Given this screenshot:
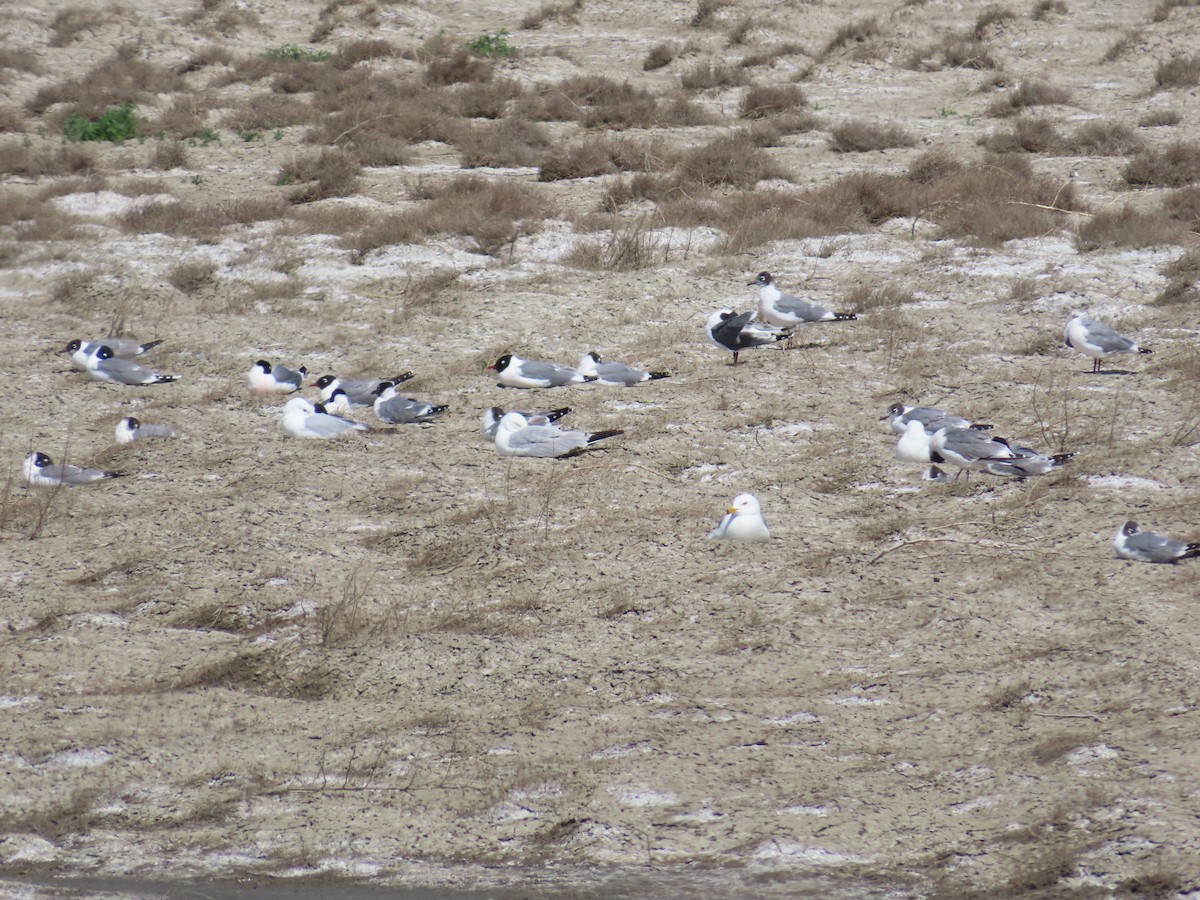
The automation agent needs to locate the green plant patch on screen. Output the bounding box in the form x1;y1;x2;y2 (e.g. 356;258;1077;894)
265;44;333;62
469;30;517;58
62;104;138;143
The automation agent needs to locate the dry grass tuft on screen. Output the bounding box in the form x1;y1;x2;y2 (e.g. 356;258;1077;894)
739;83;806;119
980;117;1060;153
521;0;584;30
690;0;732;28
0;47;41;76
167;260;219;295
1152;0;1200;22
27;45;184;118
49;6;100;47
1162;185;1200;231
1139;108;1180;128
342;175;548;258
824;17;880;57
564;216;675;271
740;42;807;68
1032;0;1069;18
1155;53;1200;90
675;132;787;187
120;196;287;239
1123;140;1200;188
450;79;525;119
517;75;710;128
680;61;747;90
906;147;964;183
1075;204;1186;251
986;79;1072;117
0;140;96;178
175;647;336;700
425;49;493;86
843;282;914;312
829;119;916;152
1156;249;1200;306
456;118;551;168
973;6;1017;38
279;148;362;202
331;39;395;69
148;140;189;170
643;42;681;71
539;135;663;181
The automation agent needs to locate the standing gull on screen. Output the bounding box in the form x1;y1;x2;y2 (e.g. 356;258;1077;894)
1063;313;1152;373
705;309;787;365
750;272;857;333
930;426;1016;480
22;452;125;487
707;494;771;541
1113;521;1200;563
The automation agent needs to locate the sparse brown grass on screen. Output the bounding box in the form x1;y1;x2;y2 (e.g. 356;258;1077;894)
27;44;184;118
739;42;806;68
1139;108;1180;128
1156;249;1200;306
1154;53;1200;90
690;0;732;28
829;119;916;153
1031;0;1068;19
280;148;362;203
643;42;681;71
907;147;965;184
148;140;189;170
909;34;997;71
516;75;710;129
986;79;1072;117
564;216;674;271
538;135;663;181
49;6;100;47
974;6;1017;38
521;0;584;30
1162;185;1200;231
455;118;551;168
1152;0;1200;22
0;141;97;178
153;96;211;139
222;92;316;131
1075;204;1186;251
680;61;747;90
824;17;880;57
425;49;493;85
450;79;524;119
1064;120;1143;155
675;132;787;187
739;83;806;119
0;47;41;76
1124;140;1200;188
843;282;914;312
120;196;287;239
981;117;1060;153
342;175;548;258
1102;28;1141;63
167;260;219;295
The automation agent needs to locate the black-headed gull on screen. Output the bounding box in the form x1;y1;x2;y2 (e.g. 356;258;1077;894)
372;383;448;424
707;493;771;541
85;345;178;385
481;406;570;440
493;411;621;457
282;397;371;438
930;426;1016;480
750;272;857;330
487;354;595;388
61;337;163;372
115;416;176;445
248;360;307;395
705;309;787;365
312;372;414;407
882;402;989;435
22;451;125;487
1113;521;1200;563
1063;313;1152;373
577;352;669;386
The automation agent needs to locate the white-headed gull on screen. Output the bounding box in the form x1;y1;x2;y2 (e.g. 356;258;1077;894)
707;493;771;541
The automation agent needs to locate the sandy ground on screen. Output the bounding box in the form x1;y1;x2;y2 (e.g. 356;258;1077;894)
2;0;1200;896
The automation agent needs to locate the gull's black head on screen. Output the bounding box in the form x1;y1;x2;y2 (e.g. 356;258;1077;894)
313;374;337;390
1122;521;1138;537
488;354;512;372
63;339;82;354
751;272;773;286
34;452;52;467
95;345;115;360
254;360;272;372
587;351;602;363
126;417;141;429
371;382;392;397
719;311;738;321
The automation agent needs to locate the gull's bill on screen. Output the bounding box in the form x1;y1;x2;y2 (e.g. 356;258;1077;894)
22;451;125;487
487;354;595;388
707;493;771;541
115;416;176;445
282;397;371;438
1113;520;1200;564
61;337;163;372
312;372;414;407
1064;313;1152;373
248;360;307;395
482;407;570;440
706;309;787;365
493;411;621;458
577;352;669;386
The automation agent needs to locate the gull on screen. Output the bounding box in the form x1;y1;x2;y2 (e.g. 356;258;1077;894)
982;446;1074;478
706;309;787;365
248;360;307;395
895;420;933;463
1063;313;1152;373
930;426;1016;480
60;337;163;372
1113;521;1200;563
487;354;595;388
85;345;178;385
482;406;570;440
577;352;669;386
322;388;353;416
312;372;414;407
22;451;125;487
750;272;857;333
707;493;771;541
881;402;989;436
494;411;621;458
372;383;449;424
282;397;371;438
115;416;176;445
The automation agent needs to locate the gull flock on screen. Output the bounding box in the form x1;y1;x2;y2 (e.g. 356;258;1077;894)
20;277;1194;562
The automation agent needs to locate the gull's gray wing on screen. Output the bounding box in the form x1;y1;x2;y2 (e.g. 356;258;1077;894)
1126;530;1188;563
1083;320;1137;353
775;292;834;322
307;413;367;437
508;423;588;457
377;396;430;424
519;361;580;386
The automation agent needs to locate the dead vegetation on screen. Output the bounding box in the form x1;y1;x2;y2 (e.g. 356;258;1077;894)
1124;140;1200;187
829;119;916;153
985;79;1072;116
